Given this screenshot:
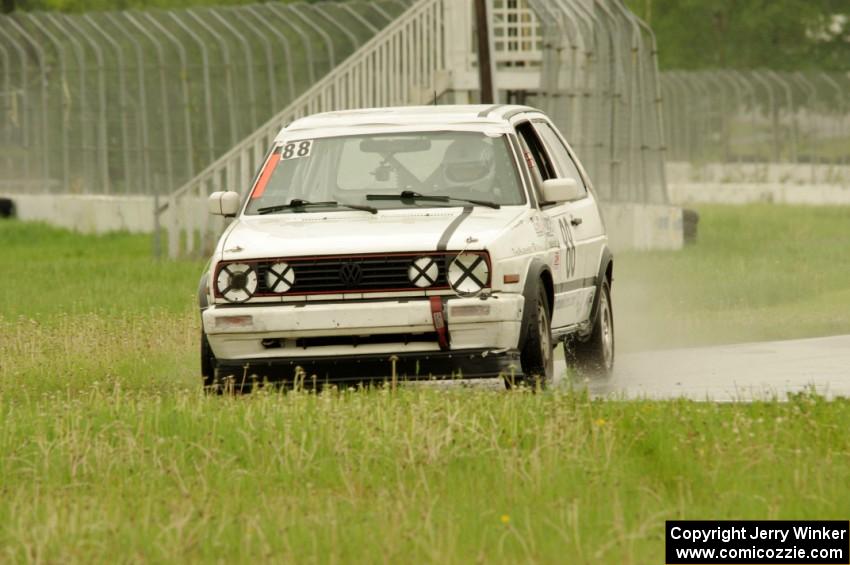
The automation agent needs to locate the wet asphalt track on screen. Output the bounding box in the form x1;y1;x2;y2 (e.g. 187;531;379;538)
578;334;850;401
414;335;850;401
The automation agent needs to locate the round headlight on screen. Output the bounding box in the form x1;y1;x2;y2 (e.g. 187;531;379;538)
448;253;489;296
408;256;439;288
266;262;295;293
216;263;257;303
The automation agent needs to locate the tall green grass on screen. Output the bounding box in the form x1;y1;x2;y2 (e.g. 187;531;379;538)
617;204;850;350
1;208;849;562
1;386;848;563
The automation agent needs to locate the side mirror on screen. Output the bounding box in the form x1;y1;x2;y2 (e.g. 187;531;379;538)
208;191;241;217
541;178;582;203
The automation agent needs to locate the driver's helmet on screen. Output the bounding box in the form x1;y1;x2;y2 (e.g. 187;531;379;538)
441;138;496;194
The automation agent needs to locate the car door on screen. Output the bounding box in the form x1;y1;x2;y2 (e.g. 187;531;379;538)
514;119;586;329
531;118;606;325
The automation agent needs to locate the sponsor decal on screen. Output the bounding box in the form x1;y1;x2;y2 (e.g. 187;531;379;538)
531;215;545;235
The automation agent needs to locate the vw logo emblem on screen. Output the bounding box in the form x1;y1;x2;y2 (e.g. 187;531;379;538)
339;262;363;287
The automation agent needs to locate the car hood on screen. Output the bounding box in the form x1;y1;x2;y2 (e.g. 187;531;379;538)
218;206;527;261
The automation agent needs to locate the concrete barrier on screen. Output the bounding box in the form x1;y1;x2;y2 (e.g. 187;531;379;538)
1;192;684;253
0;193;155;234
668;183;850;206
665;161;850;206
667;161;850;186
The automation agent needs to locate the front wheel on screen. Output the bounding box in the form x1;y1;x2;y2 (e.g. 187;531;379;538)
507;284;554;389
200;332;221;393
567;279;615;377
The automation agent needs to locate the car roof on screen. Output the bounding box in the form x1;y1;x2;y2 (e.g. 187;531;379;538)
279;104;542;140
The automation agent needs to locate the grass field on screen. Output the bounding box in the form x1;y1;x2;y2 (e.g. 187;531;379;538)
1;204;850;562
616;204;850;351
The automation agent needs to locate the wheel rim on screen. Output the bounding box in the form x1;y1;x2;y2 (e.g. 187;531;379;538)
600;291;614;369
538;303;552;371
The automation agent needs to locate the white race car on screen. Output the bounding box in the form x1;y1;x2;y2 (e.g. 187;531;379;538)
200;105;614;390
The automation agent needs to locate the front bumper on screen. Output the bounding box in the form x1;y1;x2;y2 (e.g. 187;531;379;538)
203;293;524;378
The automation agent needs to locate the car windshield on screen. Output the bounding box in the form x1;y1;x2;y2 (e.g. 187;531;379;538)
243;131;525;215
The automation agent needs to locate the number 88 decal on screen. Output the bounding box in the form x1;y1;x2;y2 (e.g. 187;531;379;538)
280;140;313;160
558;217;577;278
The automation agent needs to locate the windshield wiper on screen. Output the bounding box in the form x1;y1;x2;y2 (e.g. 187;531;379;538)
366;190;500;209
257;198;377;215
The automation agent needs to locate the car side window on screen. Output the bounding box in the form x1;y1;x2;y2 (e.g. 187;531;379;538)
515;121;557;205
532;121;588;195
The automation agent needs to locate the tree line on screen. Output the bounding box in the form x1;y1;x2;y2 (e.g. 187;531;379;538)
625;0;849;71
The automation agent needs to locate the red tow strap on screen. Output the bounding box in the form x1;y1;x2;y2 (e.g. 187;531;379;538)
429;296;450;350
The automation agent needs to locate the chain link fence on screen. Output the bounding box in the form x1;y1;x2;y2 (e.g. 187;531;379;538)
524;0;668;204
0;0;413;195
2;0;676;206
661;70;850;168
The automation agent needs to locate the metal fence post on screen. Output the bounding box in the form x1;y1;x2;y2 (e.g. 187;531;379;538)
751;71;779;162
44;13;95;193
791;71;818;172
0;19;29;181
244;5;296;104
169;11;216;165
614;0;651;202
104;12;152;195
21;15;69;192
715;70;744;163
528;1;566;119
264;4;317;85
731;70;759;162
286;4;337;71
0;31;11;178
59;14;110;194
818;72;846;167
312;3;360;54
592;1;621;200
564;0;602;183
555;0;591;156
84;14;132;194
185;8;239;147
207;8;259;131
142;12;194;182
124;12;175;194
767;70;797;164
224;6;278;113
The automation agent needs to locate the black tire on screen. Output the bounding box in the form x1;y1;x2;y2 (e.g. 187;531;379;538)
200;332;223;394
568;279;614;377
507;283;554;389
0;198;15;219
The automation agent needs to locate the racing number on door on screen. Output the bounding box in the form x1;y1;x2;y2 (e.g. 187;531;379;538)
558;217;577;278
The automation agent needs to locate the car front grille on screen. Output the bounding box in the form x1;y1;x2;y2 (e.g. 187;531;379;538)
215;251;489;298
